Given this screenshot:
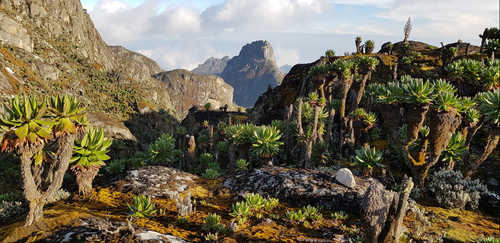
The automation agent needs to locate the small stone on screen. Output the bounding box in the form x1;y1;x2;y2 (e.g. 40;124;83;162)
335;168;356;188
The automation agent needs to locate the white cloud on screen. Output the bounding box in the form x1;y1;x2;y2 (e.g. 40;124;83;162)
276;47;300;66
376;0;498;42
89;0;498;69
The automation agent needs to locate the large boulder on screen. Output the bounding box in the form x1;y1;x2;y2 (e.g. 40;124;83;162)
223;166;394;214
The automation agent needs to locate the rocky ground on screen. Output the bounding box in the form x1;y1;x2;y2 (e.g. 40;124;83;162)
1;166;498;242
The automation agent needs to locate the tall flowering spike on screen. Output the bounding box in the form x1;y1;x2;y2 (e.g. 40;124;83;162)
404;17;412;43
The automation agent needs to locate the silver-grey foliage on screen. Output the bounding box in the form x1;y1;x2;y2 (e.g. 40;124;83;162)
428;169;488;209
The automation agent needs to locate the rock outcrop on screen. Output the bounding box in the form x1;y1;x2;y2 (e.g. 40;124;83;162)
153;69;236;118
220;40;283;107
0;0;177;140
192;56;230;75
223;166;395;213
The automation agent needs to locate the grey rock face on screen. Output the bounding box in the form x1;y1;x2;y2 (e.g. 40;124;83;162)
335;168;356;188
220;40;284;107
192;56;230;75
153;69;235;118
0;12;33;52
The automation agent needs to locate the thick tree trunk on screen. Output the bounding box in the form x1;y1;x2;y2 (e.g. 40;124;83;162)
304;105;320;168
356;72;371;106
464;126;500;178
416;109;463;185
340;77;353;150
75;167;99;196
26;198;44;226
378;104;401;148
20;133;76;226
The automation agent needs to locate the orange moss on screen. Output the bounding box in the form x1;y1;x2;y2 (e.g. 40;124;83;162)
0;46;49;90
404;204;500;242
0;65;23;93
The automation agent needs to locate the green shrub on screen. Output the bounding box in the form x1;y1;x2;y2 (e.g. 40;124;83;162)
441;133;466;164
216;141;229;153
479;237;500;243
204;213;225;232
236;159;249;171
325;49;335;58
149;134;181;164
128;195;157;218
202;168;221;179
251;126;284;159
285;205;323;223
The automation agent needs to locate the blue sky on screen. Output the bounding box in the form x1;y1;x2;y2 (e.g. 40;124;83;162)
81;0;499;70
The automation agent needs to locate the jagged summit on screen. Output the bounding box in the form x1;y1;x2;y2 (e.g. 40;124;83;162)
220;40;283;107
192;56;230;75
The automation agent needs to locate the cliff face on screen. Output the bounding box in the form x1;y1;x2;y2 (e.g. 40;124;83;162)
192;56;230;75
0;0;176;140
153;69;235;118
220;40;283;107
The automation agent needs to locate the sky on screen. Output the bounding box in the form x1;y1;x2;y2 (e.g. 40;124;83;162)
81;0;500;70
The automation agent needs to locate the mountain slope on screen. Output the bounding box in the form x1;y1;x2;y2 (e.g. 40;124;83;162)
153;69;235;118
0;0;177;140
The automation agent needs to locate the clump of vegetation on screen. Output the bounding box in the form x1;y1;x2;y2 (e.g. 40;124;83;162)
0;95;87;226
428;169;488;209
128;195;157;218
285;205;323;224
352;145;384;175
236;159;249;171
149;133;182;165
71;127;112;196
331;210;349;220
204;213;225;232
230;193;280;226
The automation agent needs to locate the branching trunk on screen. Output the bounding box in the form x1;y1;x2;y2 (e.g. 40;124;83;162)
20;133;77;226
464;126;500;178
418;109;462;186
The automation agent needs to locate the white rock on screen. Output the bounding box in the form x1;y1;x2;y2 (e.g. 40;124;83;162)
335;168;356;188
136;231;189;242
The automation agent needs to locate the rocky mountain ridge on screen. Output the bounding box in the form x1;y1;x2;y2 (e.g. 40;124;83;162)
153;69;236;118
0;0;238;139
192;56;230;75
194;40;284;107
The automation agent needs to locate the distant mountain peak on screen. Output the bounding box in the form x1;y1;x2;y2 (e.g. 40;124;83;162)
220;40;283;107
192;56;230;75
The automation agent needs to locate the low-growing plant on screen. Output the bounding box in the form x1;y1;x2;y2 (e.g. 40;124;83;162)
263;197;279;211
236;159;249;171
204;232;219;241
331;210;349;220
202;168;221;179
204;213;225;232
230;201;252;225
244;193;265;210
128;195;157;218
428;169;488;209
479;237;500;243
353;145;384;175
